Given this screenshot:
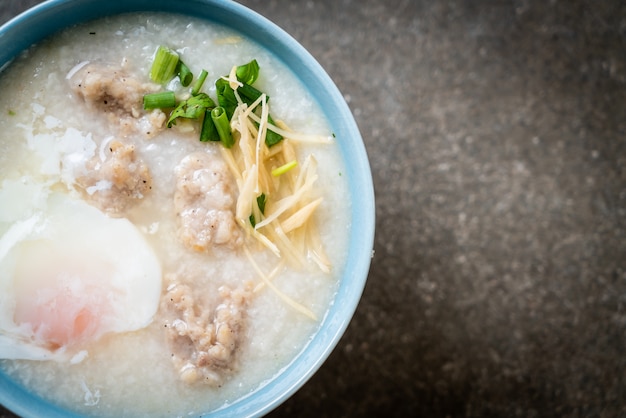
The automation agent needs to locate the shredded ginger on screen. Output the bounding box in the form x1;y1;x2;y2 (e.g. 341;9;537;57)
220;83;332;275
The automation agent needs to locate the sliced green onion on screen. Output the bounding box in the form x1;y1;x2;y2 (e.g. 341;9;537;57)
271;160;297;177
238;83;264;104
215;78;238;120
249;193;267;227
200;110;220;142
265;114;284;147
191;69;208;96
211;106;234;148
236;59;260;85
215;78;264;121
256;193;267;213
167;93;215;127
150;46;179;84
143;91;177;109
176;60;193;87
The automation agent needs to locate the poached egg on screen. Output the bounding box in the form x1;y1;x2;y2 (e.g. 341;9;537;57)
0;178;161;362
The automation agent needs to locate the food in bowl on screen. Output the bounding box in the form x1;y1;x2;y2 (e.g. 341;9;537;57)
0;10;352;417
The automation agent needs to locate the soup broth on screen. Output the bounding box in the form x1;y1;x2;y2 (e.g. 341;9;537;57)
0;12;350;417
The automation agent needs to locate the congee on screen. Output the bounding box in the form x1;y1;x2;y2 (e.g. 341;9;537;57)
0;12;350;417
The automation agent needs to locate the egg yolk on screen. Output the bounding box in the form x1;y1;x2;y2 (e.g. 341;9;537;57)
13;280;105;350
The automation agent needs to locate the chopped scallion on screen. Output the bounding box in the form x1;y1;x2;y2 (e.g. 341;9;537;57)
191;69;208;96
257;193;267;213
215;78;264;120
150;46;179;84
238;83;264;104
236;59;260;85
249;193;267;227
271;160;297;177
167;93;215;127
176;60;193;87
265;114;284;147
211;106;234;148
143;91;177;110
215;78;239;119
200;110;220;142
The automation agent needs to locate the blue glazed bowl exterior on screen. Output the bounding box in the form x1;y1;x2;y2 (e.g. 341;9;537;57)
0;1;375;417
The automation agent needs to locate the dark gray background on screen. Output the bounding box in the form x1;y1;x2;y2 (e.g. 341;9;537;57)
1;0;625;417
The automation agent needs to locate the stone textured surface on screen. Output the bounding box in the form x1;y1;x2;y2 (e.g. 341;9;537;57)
1;0;625;417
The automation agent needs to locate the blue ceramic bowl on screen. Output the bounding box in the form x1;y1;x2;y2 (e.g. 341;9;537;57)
0;0;374;417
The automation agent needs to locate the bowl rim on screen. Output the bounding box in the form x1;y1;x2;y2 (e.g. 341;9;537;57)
0;1;375;417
